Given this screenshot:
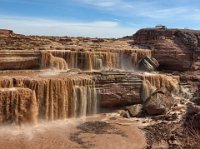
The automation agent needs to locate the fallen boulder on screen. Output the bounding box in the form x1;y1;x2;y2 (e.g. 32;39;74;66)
125;104;143;117
144;90;175;115
138;56;159;72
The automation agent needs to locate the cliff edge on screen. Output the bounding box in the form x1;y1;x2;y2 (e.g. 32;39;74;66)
133;28;200;71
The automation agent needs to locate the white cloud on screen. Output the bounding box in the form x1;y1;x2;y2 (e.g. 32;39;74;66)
140;7;188;19
0;16;137;37
80;0;135;11
78;0;200;22
81;0;120;7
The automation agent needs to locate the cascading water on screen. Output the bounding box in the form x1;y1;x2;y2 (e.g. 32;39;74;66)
41;52;68;70
0;45;173;127
0;48;153;125
0;74;98;124
0;78;13;88
70;81;98;118
140;73;180;102
0;88;38;125
40;49;151;71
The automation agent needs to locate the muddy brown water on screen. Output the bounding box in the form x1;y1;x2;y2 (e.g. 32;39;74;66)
0;116;146;149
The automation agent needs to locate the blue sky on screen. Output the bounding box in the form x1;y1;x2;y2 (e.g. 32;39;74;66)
0;0;200;37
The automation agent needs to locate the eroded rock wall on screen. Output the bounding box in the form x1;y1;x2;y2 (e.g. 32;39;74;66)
95;72;143;108
133;28;200;71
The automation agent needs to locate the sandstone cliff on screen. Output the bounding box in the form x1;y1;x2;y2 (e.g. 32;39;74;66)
133;28;200;71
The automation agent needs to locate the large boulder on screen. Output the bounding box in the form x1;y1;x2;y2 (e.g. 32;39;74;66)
125;104;143;117
144;90;175;115
138;56;159;72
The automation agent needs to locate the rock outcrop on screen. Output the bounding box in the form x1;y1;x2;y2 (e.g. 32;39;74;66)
0;51;40;70
0;29;13;36
138;56;159;72
95;72;143;108
144;90;175;115
133;28;200;71
125;104;143;117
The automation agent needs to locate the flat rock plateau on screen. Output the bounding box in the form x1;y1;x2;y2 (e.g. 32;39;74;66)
0;27;200;149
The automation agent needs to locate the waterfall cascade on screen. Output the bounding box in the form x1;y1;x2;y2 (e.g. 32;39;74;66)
0;88;38;125
140;73;180;102
41;52;68;70
41;49;151;71
0;34;183;126
0;74;98;124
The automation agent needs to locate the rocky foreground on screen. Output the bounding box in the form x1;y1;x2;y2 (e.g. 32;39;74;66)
0;28;200;149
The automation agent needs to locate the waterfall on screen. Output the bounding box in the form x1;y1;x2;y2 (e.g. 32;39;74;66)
121;52;134;70
142;74;179;93
0;75;98;123
72;77;98;117
41;52;68;70
140;73;180;101
93;54;103;70
40;49;152;71
0;88;38;125
141;80;156;102
0;78;13;88
0;48;153;125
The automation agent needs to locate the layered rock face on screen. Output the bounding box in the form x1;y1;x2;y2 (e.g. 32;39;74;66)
0;51;40;70
95;72;180;110
133;28;200;71
95;72;143;108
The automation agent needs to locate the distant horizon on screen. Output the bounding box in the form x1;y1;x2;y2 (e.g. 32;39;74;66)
0;0;200;37
1;26;199;38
